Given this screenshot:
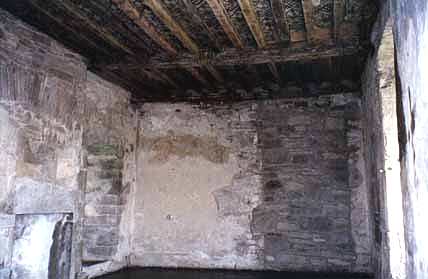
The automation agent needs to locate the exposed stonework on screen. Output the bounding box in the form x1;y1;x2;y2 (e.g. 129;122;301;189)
132;94;371;272
392;0;428;278
0;9;135;278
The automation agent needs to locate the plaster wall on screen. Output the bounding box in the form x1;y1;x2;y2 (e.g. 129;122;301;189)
132;95;372;273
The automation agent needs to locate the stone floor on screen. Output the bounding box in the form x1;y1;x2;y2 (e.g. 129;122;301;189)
96;268;373;279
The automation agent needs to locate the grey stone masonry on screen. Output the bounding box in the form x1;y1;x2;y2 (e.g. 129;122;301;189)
252;95;371;272
82;145;125;262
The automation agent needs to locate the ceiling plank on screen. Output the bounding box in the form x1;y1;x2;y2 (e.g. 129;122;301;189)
112;0;177;55
205;0;244;48
269;0;290;45
181;0;222;50
108;44;362;69
236;0;267;48
301;0;332;43
44;0;135;55
144;0;199;53
333;0;345;42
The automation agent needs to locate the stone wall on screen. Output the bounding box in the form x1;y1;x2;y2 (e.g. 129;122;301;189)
0;8;134;278
392;0;428;278
133;94;371;272
360;5;408;278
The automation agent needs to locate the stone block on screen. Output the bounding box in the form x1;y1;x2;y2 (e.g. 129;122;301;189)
84;215;119;226
14;177;74;214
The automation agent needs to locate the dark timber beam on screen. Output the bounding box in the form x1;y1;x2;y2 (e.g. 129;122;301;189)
186;67;210;86
269;0;290;45
205;0;245;48
142;68;179;88
206;65;224;83
144;0;199;53
237;0;267;48
267;62;280;81
333;0;345;42
112;0;177;55
46;0;134;55
301;0;332;43
181;0;222;50
236;0;283;81
27;1;113;56
106;44;362;70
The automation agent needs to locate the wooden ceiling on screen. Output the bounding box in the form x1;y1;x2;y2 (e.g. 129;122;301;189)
0;0;379;102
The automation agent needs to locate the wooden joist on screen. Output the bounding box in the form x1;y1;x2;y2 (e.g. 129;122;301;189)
206;65;224;83
186;67;210;86
301;0;332;43
236;0;267;48
269;0;290;45
142;68;179;88
27;1;113;56
43;0;134;55
112;0;177;55
267;62;280;81
144;0;199;53
181;0;222;50
333;0;345;42
108;44;362;70
205;0;244;48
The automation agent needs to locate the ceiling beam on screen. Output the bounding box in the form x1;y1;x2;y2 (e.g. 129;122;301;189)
43;0;134;55
186;67;210;86
301;0;315;43
205;65;224;83
181;0;222;50
107;44;362;70
301;0;332;43
333;0;345;42
236;0;267;48
144;0;199;53
269;0;290;45
142;68;179;88
112;0;177;55
267;62;280;81
236;0;282;80
205;0;245;48
27;1;113;57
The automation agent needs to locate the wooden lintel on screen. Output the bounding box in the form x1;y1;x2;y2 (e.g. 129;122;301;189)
107;44;362;70
270;0;290;44
144;0;199;53
112;0;177;55
206;0;244;48
236;0;267;48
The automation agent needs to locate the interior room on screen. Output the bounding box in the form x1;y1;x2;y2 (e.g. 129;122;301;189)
0;0;427;278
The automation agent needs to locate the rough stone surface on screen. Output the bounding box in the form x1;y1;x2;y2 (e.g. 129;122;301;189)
133;94;371;272
392;0;428;278
0;9;134;278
